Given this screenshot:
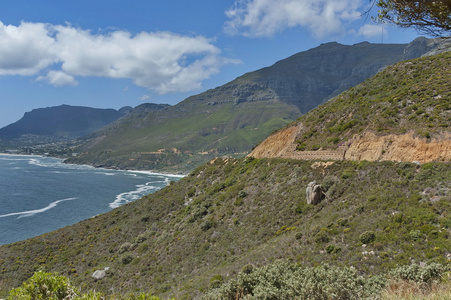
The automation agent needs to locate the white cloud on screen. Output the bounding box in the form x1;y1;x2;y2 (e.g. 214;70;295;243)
37;70;78;87
0;21;57;75
358;24;386;39
224;0;362;38
139;94;150;101
0;21;228;93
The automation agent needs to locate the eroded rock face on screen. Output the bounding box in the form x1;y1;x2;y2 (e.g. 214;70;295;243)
249;126;299;158
344;132;451;163
249;124;451;164
306;181;324;205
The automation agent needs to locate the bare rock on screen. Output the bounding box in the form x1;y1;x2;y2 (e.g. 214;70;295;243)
92;269;107;281
306;181;325;205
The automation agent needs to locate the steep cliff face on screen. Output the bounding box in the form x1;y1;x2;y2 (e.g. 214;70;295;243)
250;125;451;163
345;132;451;162
249;126;299;158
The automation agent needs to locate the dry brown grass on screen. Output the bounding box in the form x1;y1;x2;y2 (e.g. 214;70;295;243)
380;279;451;300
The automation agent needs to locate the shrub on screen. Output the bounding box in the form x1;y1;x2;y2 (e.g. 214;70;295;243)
121;254;134;265
238;190;247;198
200;220;215;231
7;272;167;299
233;198;244;206
140;215;150;222
326;244;341;254
314;229;330;244
322;175;339;191
389;263;448;284
119;242;132;254
342;167;356;179
359;231;376;244
135;233;147;244
337;217;348;226
202;260;382;300
7;271;78;300
326;184;340;199
295;232;303;240
409;230;423;241
241;264;254;274
209;275;224;289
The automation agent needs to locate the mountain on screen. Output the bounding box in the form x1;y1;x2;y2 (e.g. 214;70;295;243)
250;51;451;163
0;104;133;142
0;48;449;299
66;37;446;173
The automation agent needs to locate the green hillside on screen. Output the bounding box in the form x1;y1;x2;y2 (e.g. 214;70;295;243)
292;51;450;152
66;39;441;173
1;158;449;298
67;99;298;172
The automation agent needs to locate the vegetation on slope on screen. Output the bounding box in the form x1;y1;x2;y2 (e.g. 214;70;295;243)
203;260;450;299
7;263;450;300
67;100;298;173
66;39;441;173
293;51;450;151
7;270;166;300
1;158;449;298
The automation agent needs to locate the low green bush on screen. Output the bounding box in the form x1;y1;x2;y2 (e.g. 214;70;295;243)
8;271;168;300
202;261;450;300
7;271;77;300
359;231;376;244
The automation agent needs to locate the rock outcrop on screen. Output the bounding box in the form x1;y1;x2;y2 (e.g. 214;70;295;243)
306;181;325;205
249;126;299;158
92;267;109;281
250;125;451;164
92;270;106;280
344;132;451;162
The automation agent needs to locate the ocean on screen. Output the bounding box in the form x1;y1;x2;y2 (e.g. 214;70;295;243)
0;154;183;245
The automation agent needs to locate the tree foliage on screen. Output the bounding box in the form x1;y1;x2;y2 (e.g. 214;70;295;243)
374;0;451;36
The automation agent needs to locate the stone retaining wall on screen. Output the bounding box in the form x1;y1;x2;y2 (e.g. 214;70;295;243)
279;144;347;161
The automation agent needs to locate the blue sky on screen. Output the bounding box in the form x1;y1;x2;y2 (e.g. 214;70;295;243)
0;0;421;128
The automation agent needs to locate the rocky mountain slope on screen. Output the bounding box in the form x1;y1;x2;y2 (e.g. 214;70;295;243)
250;51;451;163
66;37;445;173
0;50;450;299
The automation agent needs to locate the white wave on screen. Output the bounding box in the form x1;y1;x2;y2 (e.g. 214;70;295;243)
95;172;116;176
109;184;159;209
0;197;77;219
28;157;94;171
0;154;39;162
128;170;185;178
124;173;138;177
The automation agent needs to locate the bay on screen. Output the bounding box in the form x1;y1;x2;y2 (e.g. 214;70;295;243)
0;154;182;245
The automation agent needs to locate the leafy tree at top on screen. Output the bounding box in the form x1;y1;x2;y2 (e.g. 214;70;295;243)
373;0;451;37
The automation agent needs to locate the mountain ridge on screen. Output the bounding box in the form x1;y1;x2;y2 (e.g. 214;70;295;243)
0;42;450;299
250;51;451;163
66;37;447;172
0;104;132;141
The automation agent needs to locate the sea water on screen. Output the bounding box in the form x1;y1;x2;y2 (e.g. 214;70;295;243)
0;154;183;245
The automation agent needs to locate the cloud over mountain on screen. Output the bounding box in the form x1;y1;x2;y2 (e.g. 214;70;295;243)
0;21;227;93
224;0;364;38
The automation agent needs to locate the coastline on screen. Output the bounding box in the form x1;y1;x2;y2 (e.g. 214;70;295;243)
0;154;183;245
0;152;186;177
